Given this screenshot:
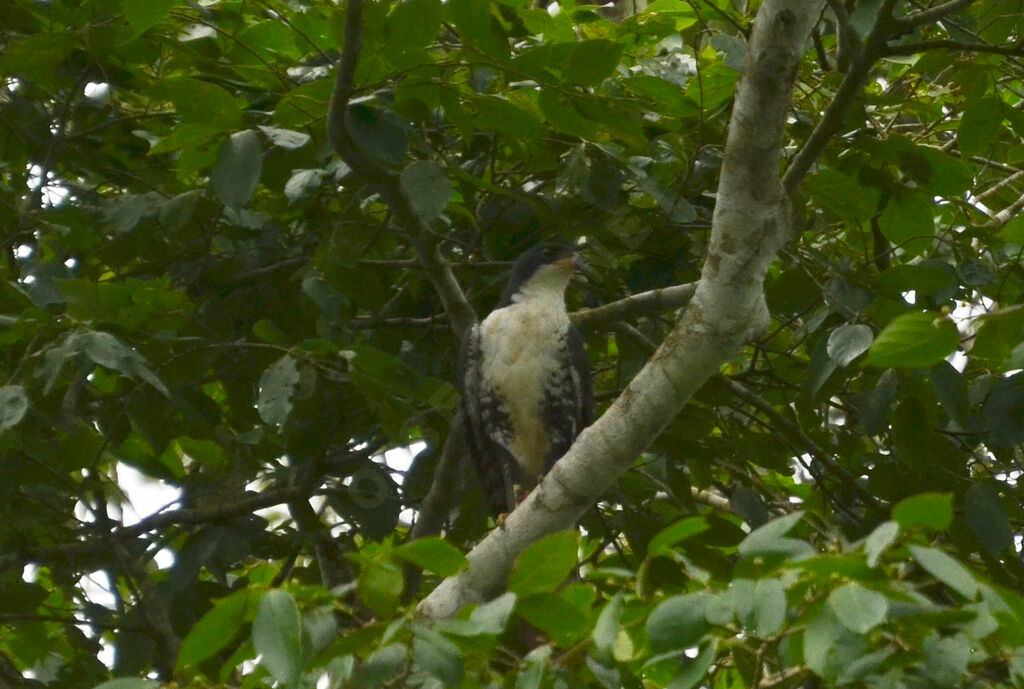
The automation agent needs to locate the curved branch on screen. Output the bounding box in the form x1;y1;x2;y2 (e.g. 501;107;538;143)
419;0;825;618
326;0;477;337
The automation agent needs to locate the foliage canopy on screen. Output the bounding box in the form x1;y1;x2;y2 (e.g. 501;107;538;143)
2;0;1024;687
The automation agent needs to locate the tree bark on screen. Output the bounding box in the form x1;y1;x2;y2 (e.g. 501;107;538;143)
419;0;825;619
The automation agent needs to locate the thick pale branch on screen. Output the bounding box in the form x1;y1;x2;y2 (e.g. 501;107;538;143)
418;0;824;618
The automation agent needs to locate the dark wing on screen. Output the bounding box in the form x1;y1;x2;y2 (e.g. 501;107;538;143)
458;325;518;516
541;323;593;472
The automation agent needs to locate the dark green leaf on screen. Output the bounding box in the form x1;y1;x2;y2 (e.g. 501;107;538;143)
399;160;452;222
965;483;1013;555
564;40;623;87
508;531;578;596
212;130;263;208
591;594;622;658
878;192;934;255
345;103;410;165
357;558;403;618
122;0;178;35
647;516;708;557
667;639;717;689
864;312;959;368
752;579;786;637
737;511;812;559
90;681;161;689
386;0;442;49
252;590;304;686
923;633;970;688
958;97;1003;156
516;591;590;647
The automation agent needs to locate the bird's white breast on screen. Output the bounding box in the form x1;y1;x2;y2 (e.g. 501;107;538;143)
477;289;570;477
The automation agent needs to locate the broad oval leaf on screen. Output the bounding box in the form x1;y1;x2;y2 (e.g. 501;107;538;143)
212;129;263;208
828;583;888;634
737;511;812;559
892;492;952;530
864;312;959;369
0;385;28;432
753;578;787;637
864;521;899;567
647;516;708;557
252;590;304;687
964;483;1013;555
399;160;452;222
258;355;301;426
508;530;578;596
910;545;979;600
91;680;161;689
646;592;711;651
827;323;873;367
878;192;934;256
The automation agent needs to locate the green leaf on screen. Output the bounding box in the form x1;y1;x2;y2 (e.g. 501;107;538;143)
357;558;404;618
864;521;899;567
412;628;463;686
386;0;442;49
284;168;325;204
647;516;709;557
447;0;506;57
392;537;468;576
752;579;786;637
591;594;623;658
258;355;301;426
646;592;711;651
345;103;410;165
826;323;873;367
468;592;516;635
149;78;245;127
828;583;888;633
399;160;452;222
877;192;934;255
564;40;623;87
923;633;970;688
258;125;312;150
958;97;1003;156
737;511;812;559
122;0;178;35
176;589;252;669
471;96;547;140
516;591;590;647
352;644;407;689
508;531;578;596
212;130;263;208
910;545;979;599
965;483;1013;555
803;608;868;684
252;590;304;687
303;607;338;655
892;493;953;530
538;90;599;139
667;639;717;689
864;312;959;369
0;385;28;432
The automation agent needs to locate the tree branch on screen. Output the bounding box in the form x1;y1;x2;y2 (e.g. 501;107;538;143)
571;282;696;328
419;0;824;618
783;0;898;195
886;39;1024;57
326;0;477;338
896;0;976;28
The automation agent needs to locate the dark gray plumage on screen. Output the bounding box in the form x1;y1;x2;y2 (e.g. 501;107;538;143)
459;244;593;516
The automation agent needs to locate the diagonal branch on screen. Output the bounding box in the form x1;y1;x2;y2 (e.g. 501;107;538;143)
782;0;898;195
896;0;976;28
326;0;476;338
419;0;825;618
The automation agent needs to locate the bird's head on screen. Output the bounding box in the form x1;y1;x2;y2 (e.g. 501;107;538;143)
499;243;583;306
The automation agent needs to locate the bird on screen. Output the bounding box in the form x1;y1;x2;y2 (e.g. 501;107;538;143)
459;243;593;517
